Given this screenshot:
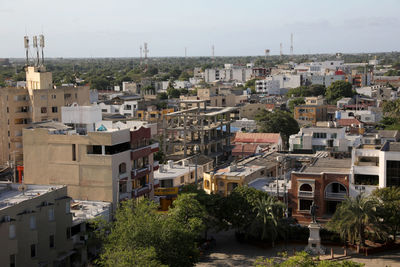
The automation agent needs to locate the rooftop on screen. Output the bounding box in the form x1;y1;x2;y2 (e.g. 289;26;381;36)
248;177;291;195
381;142;400;152
154;164;191;180
0;183;65;210
215;165;264;177
71;200;112;225
234;132;281;144
301;157;351;174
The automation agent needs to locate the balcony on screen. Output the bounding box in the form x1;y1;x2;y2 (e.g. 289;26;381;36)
153;161;159;171
325;192;347;200
132;165;151;180
133;184;152;198
298;191;314;198
150;142;159;153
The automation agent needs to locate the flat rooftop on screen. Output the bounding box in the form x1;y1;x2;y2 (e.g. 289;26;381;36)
71;200;112;225
215;165;264;177
301;157;351;174
248;177;291;194
154;164;191;180
382;142;400;152
0;183;65;210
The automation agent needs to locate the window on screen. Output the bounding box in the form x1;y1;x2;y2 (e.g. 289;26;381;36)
101;109;107;112
9;224;16;239
52;107;58;113
125;105;132;110
10;254;16;267
313;132;327;139
6;107;9;113
205;180;210;189
72;144;76;161
48;208;55;221
49;235;55;248
51;94;56;99
30;216;36;230
41;107;47;113
331;133;337;139
299;184;312;192
64;93;71;99
30;244;36;258
387;160;400;187
40;95;47;100
354;174;379;185
119;163;127;174
180;176;184;184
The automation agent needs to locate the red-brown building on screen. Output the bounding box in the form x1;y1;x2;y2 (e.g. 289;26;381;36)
130;127;159;199
288;157;351;224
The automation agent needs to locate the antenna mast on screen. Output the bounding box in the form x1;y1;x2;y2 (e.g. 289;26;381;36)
24;36;29;66
211;45;215;61
139;45;143;65
185;47;187;58
39;34;45;65
280;43;283;58
33;36;39;66
290;33;293;55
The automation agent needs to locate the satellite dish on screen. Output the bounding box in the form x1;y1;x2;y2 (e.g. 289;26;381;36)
18;184;27;194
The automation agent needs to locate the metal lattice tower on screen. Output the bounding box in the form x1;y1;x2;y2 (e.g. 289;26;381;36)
39;35;45;65
280;43;283;57
290;33;293;55
24;36;29;66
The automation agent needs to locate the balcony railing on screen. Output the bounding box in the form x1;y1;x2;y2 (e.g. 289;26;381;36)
132;165;151;180
325;192;347;200
133;184;152;198
298;191;314;197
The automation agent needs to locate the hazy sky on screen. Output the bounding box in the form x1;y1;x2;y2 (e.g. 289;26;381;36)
1;0;399;57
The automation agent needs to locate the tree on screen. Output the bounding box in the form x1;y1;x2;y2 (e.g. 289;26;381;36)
253;196;285;246
372;187;400;242
325;81;355;104
255;110;299;146
245;79;257;92
327;194;380;248
98;199;200;267
167;88;181;98
157;92;168;100
287;84;325;97
288;97;305;112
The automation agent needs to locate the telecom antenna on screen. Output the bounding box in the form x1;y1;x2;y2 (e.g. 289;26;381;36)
290;33;293;55
39;34;45;65
24;36;29;66
211;45;215;60
280;43;283;58
185;47;187;58
143;42;149;60
33;36;39;66
139;45;143;65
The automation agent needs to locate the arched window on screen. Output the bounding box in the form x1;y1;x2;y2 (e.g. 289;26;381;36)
119;163;127;174
299;183;312;192
205;180;210;189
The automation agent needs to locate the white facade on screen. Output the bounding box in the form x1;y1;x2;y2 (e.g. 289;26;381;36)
98;100;139;117
255;79;280;94
95;120;158;137
337;109;382;124
61;104;102;132
289;126;361;152
349;143;400;197
205;67;252;83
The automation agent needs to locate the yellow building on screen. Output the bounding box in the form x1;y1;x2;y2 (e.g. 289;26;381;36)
0;66;90;165
203;154;278;196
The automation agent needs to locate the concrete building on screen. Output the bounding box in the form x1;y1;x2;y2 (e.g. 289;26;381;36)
349;142;400;196
289;126;361;153
294;105;327;125
163;100;237;163
23;122;158;209
233;132;283;151
204;67;252;83
0;183;74;266
239;103;266;119
0;66;90;166
304;96;326;106
255;79;281;95
98;95;142;117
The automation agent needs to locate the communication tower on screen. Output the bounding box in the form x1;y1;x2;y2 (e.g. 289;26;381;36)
39;35;45;65
280;43;283;58
24;36;29;66
290;33;293;55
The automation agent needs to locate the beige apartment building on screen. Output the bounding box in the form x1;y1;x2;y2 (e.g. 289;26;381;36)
23;123;132;209
0;66;90;166
0;183;74;267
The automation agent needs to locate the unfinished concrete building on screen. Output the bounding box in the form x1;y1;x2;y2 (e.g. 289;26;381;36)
163;100;237;164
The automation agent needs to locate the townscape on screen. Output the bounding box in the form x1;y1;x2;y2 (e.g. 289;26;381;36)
2;2;400;267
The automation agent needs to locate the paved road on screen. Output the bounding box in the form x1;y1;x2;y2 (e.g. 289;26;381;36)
197;230;400;267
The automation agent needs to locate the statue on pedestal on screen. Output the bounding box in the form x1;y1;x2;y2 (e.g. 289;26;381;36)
305;202;325;255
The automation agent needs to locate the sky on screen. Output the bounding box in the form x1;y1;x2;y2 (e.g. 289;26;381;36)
1;0;400;58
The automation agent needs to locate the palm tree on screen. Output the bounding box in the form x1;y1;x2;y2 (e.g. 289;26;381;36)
327;194;379;249
253;195;285;247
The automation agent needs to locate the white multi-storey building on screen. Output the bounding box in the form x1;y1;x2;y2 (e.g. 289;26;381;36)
289;126;361;153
